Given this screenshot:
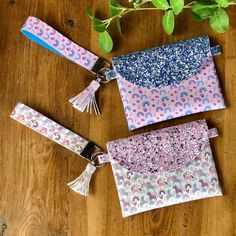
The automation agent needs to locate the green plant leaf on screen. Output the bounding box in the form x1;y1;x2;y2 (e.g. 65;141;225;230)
197;0;218;3
170;0;184;15
192;2;217;19
215;0;229;8
87;5;106;33
192;12;204;21
92;17;106;32
86;5;93;19
210;8;229;33
110;6;122;17
109;0;122;16
162;10;175;35
151;0;169;10
110;0;122;7
99;31;113;53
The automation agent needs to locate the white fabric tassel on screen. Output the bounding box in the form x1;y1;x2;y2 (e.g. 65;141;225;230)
69;80;101;115
67;163;96;196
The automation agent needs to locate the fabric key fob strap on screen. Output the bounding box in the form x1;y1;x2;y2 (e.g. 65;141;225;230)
10;102;107;196
21;16;113;115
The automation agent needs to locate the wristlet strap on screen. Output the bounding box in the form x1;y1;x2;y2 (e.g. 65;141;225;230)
10;102;106;196
21;16;112;115
21;16;99;72
10;102;89;154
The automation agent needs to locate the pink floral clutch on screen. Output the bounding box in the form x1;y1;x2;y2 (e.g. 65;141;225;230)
20;18;226;129
10;104;222;217
108;36;226;130
104;120;222;217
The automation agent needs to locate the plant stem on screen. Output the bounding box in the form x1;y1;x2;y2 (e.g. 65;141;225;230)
128;7;162;11
102;0;236;29
186;1;196;5
102;1;196;27
102;8;127;26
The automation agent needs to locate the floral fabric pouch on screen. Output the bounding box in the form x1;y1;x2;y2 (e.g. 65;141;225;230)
102;120;222;217
20;17;226;130
109;36;226;130
10;103;222;217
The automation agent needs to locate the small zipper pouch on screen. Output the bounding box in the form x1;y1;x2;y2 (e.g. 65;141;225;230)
21;18;226;131
109;36;226;130
103;120;222;217
11;104;222;217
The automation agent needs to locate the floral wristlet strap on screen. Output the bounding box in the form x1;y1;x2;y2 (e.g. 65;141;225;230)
10;102;108;196
21;16;113;115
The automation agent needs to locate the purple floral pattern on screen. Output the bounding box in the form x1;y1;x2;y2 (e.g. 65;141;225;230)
107;121;222;217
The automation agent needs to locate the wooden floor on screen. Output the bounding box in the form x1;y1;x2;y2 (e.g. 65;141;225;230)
0;0;236;235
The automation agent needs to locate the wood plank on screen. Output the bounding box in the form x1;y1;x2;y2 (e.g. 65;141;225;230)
0;0;235;235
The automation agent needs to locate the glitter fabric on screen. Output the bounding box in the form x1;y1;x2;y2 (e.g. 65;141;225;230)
107;120;208;174
116;55;226;130
107;120;222;217
112;36;211;88
109;35;226;130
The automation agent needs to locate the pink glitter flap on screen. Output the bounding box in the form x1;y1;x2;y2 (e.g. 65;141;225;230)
107;120;210;174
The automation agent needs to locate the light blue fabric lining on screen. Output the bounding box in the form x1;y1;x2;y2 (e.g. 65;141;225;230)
21;29;63;57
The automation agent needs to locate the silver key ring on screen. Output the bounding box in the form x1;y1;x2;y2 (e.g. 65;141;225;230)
96;68;116;84
90;151;106;168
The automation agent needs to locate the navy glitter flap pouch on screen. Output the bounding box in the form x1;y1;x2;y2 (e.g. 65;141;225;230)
107;35;226;130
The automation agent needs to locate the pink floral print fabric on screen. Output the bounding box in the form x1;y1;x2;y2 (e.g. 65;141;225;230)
111;144;222;217
107;120;222;217
116;55;225;130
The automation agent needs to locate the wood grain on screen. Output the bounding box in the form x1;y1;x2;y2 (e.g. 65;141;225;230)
0;0;235;235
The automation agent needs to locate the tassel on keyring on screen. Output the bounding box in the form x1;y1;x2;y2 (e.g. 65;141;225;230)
69;80;101;115
67;163;96;196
